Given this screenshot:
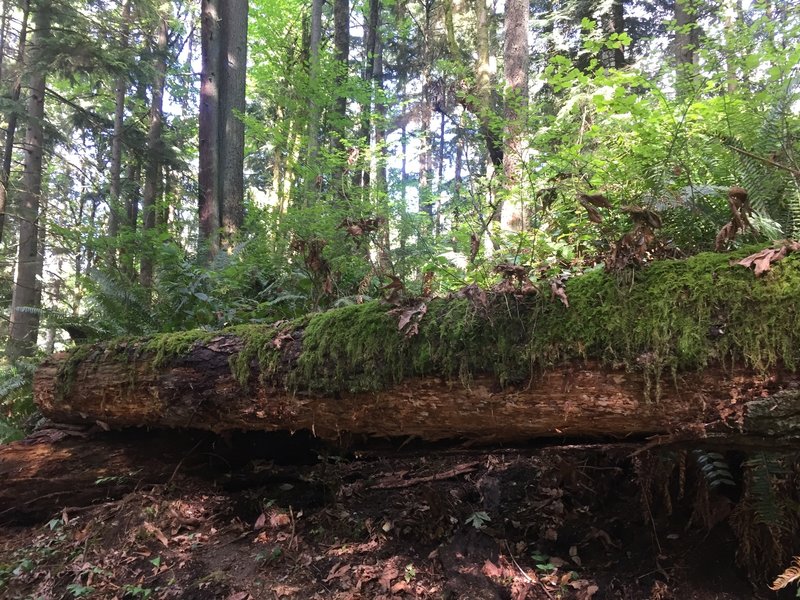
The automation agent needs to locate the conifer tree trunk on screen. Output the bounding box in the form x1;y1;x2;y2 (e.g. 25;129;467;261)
353;0;379;192
107;0;132;253
199;0;248;258
6;0;49;361
611;0;625;68
303;0;323;205
219;0;248;247
140;15;168;291
674;0;699;98
332;0;349;182
0;0;29;244
333;0;349;129
199;0;221;260
500;0;529;232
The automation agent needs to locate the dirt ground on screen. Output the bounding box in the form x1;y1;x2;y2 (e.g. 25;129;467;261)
0;431;774;599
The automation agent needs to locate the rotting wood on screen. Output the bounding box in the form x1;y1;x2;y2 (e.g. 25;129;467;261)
33;345;800;445
32;249;800;445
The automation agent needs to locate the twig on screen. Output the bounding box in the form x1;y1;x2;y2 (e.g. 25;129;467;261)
370;462;479;489
722;142;800;178
504;541;553;599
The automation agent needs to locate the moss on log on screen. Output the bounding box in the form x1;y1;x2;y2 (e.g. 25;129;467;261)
34;249;800;442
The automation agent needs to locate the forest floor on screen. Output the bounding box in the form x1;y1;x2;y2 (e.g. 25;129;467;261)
0;430;763;600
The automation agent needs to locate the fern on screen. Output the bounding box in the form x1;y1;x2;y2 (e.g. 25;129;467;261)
693;450;735;489
743;452;789;527
770;556;800;591
723;74;800;237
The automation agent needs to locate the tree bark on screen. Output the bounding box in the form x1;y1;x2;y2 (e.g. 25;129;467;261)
32;342;800;448
106;0;132;251
500;0;529;232
139;14;168;291
219;0;248;247
674;0;699;98
303;0;323;205
332;0;349;179
199;0;221;260
6;0;48;361
0;0;30;245
33;251;800;444
472;0;502;169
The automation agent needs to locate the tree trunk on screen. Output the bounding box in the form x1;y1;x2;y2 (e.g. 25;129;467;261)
352;0;379;192
674;0;699;98
139;15;168;291
332;0;349;178
303;0;323;205
32;343;800;448
6;0;49;362
219;0;248;247
199;0;221;261
0;0;29;245
106;0;131;253
472;0;502;169
611;0;625;68
31;251;800;445
500;0;529;232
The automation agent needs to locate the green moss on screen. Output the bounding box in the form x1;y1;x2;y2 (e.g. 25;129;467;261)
55;343;95;400
287;248;800;395
51;248;800;402
144;329;216;368
295;301;407;393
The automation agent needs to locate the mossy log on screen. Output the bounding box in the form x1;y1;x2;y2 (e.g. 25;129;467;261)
34;249;800;445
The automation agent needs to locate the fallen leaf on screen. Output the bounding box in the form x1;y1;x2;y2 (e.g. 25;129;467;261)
579;196;603;223
254;513;266;530
379;562;400;591
550;279;569;308
324;562;351;582
736;242;800;276
482;560;503;578
511;581;531;600
142;522;169;548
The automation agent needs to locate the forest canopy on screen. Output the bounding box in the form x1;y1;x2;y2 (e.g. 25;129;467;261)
0;0;799;438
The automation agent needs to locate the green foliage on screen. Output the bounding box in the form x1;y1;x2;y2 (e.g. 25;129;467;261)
57;249;799;402
0;358;39;443
693;450;735;489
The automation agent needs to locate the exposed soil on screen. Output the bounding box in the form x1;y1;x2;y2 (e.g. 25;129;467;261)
0;430;774;599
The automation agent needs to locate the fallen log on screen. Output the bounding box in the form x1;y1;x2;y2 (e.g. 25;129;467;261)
33;249;800;446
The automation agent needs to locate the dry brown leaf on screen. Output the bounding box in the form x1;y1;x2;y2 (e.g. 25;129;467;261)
269;511;291;529
550;279;569;308
482;560;503;578
579;196;603;223
736;242;800;276
324;562;351;583
511;581;531;600
142;522;169;548
390;580;409;593
253;512;266;530
378;562;400;591
580;192;612;208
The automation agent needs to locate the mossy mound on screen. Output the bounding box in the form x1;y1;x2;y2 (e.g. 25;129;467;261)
53;248;800;397
293;248;800;393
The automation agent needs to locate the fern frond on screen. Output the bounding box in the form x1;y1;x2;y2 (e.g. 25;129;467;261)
693;450;736;489
770;556;800;591
743;452;788;527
